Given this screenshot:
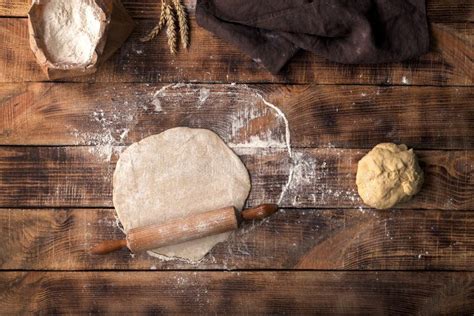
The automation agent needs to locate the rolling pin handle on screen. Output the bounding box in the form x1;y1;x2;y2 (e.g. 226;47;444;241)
240;204;278;221
90;239;128;255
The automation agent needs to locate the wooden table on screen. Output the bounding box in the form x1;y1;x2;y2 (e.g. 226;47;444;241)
0;0;473;314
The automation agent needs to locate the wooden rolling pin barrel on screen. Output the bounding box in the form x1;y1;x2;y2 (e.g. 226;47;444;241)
91;204;278;255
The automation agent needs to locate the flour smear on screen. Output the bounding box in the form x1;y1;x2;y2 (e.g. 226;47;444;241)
40;0;102;65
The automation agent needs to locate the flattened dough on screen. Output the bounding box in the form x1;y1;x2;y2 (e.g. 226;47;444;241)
113;127;251;261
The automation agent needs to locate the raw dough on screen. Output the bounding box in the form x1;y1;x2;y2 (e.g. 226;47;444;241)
356;143;423;209
113;127;251;261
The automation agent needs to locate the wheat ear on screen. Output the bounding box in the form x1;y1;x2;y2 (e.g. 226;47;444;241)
172;0;189;49
140;0;166;42
164;3;177;55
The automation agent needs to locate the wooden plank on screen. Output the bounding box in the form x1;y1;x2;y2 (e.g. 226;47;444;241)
278;84;474;150
1;0;472;23
1;208;474;270
0;18;472;85
1;271;473;314
0;0;27;16
0;146;471;209
432;23;474;82
1;83;472;149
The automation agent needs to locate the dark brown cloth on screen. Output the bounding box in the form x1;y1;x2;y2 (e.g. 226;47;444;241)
196;0;430;73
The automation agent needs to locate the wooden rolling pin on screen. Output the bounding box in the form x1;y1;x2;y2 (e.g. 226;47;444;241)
91;204;278;255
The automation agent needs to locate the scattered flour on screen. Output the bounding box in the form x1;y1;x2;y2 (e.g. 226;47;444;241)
119;129;129;143
114;214;126;234
97;218;117;227
255;92;292;156
227;96;287;150
147;250;203;265
198;88;210;107
68;90;141;161
40;0;102;65
151;83;289;152
280;148;360;207
253;90;293;204
69;127;121;161
229;134;287;149
152;98;162;112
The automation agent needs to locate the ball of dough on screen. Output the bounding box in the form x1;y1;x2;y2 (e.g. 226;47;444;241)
356;143;423;209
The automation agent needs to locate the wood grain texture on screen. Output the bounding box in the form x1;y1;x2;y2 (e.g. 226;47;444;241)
1;83;472;149
431;23;474;81
0;18;472;85
0;0;26;16
1;0;472;23
1;208;474;270
1;271;473;314
0;146;471;209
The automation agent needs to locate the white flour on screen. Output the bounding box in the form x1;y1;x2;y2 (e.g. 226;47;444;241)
40;0;101;65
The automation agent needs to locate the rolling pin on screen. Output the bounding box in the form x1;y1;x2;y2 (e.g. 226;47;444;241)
90;204;278;255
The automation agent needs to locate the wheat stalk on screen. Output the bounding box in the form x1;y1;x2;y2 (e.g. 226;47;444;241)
172;0;189;49
141;0;189;53
164;3;178;55
140;0;166;42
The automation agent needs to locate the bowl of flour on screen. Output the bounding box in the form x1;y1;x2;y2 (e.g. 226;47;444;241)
28;0;134;79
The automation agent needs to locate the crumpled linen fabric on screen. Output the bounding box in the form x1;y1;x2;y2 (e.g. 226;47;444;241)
196;0;430;73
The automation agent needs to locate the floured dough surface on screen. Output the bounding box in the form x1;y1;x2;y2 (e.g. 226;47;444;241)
113;127;251;261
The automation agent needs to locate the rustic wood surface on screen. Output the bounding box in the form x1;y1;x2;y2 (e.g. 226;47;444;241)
1;208;474;270
0;0;473;313
1;271;473;314
0;83;472;149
